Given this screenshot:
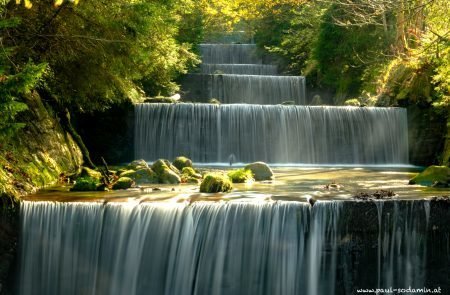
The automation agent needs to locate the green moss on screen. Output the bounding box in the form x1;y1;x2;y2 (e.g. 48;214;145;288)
173;156;193;171
79;167;102;180
70;177;99;191
409;166;450;187
200;174;232;193
227;169;254;183
112;177;134;190
121;168;159;185
144;97;177;104
159;168;181;184
181;167;201;178
344;99;361;106
127;159;149;170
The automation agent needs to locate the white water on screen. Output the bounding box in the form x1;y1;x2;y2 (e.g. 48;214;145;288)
194;43;307;104
375;201;430;290
199;44;262;64
210;74;306;104
134;103;409;164
17;200;433;295
201;64;278;75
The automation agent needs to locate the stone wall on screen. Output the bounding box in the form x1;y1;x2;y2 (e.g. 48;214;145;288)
407;105;448;166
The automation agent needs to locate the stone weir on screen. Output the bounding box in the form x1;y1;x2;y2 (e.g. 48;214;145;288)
181;43;306;104
15;199;450;295
134;103;409;165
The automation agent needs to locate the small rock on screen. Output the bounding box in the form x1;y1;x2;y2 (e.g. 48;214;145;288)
353;190;396;200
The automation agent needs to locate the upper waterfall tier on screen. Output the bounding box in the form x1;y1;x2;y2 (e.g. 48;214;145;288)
201;64;278;75
210;74;306;104
199;44;262;64
134;103;409;165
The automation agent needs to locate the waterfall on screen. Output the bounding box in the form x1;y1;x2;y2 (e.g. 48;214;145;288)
210;75;306;104
201;64;278;75
17;200;438;295
182;43;307;104
199;44;262;64
134;103;409;165
375;201;430;289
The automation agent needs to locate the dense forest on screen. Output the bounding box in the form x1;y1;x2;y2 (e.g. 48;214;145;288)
0;0;449;201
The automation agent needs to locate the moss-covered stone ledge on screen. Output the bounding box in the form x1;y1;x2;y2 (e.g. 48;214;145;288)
0;92;83;295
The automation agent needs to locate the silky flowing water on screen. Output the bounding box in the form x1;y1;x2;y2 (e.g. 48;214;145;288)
135;104;409;164
17;199;441;295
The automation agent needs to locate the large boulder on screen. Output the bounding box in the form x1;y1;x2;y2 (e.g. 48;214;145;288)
173;156;193;171
152;159;181;184
159;169;181;184
200;174;233;193
244;162;274;181
112;177;134;190
409;165;450;187
120;168;158;185
152;159;180;175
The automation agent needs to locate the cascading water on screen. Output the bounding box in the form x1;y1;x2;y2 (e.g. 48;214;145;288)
199;44;262;64
17;200;441;295
200;64;278;75
134;103;409;164
185;43;307;104
210;75;306;104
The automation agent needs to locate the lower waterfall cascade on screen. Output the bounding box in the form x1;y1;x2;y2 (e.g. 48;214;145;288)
17;200;447;295
134;103;409;165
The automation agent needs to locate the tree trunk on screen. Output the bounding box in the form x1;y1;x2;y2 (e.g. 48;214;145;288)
36;87;96;169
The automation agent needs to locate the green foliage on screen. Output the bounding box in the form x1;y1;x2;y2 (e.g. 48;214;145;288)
2;0;200;111
0;15;47;139
227;168;254;183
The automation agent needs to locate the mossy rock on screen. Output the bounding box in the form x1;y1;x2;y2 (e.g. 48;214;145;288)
112;177;134;190
244;162;274;181
173;156;193;171
79;167;102;180
127;159;149;170
409;166;450;187
159;168;181;184
181;167;202;179
152;159;180;175
227;169;254;183
70;177;99;192
121;168;158;185
200;174;233;193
